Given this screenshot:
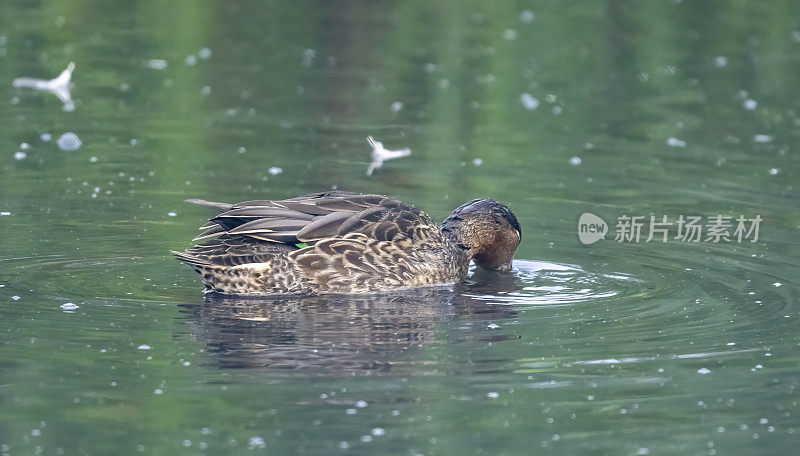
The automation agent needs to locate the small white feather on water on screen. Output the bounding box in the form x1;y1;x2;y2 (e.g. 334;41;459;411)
365;136;411;176
12;62;75;111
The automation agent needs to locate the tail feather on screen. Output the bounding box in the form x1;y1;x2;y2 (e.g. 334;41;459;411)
185;198;234;210
171;250;212;267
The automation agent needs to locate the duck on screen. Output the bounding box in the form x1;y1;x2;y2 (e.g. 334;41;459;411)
173;191;521;295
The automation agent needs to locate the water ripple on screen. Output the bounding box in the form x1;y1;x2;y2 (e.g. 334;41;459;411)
463;259;645;306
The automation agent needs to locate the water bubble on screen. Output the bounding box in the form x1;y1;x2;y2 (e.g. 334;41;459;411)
268;167;283;175
248;437;265;449
13;151;27;160
520;93;539;110
201;86;211;95
637;448;650;455
391;101;403;112
487;392;499;398
769;168;779;175
666;137;686;147
502;29;518;40
19;142;30;150
753;134;772;143
743;99;757;110
57;132;82;150
301;49;316;67
697;368;711;374
714;56;728;67
60;302;79;311
520;10;535;23
198;48;212;59
184;55;197;66
569;156;582;166
154;389;164;395
40;132;52;142
773;282;782;287
360;435;373;443
12;295;20;300
143;59;167;70
137;344;151;350
472;158;483;166
355;400;367;408
167;212;177;217
371;428;385;436
89;156;98;163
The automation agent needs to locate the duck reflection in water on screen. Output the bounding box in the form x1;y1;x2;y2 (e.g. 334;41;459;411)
182;269;523;373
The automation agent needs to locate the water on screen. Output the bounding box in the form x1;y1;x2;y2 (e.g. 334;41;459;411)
1;2;799;454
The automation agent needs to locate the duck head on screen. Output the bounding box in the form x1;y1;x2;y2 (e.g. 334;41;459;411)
441;198;521;271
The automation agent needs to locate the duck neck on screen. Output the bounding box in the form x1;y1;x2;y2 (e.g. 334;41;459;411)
441;230;472;279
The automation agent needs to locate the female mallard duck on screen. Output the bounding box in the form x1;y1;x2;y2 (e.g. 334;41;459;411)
173;191;521;295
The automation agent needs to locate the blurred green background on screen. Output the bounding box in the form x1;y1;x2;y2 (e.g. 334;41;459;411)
1;1;799;455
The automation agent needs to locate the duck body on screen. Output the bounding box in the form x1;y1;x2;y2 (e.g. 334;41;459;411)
173;191;520;295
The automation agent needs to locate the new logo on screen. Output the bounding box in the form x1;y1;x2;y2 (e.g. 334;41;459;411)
578;213;608;245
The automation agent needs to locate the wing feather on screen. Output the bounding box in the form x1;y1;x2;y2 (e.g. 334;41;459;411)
296;211;355;240
184;191;440;248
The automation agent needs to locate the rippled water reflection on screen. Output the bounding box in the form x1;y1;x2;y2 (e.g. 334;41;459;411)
185;260;635;372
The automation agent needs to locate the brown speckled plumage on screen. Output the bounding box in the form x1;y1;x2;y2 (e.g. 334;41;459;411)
173;191;520;295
